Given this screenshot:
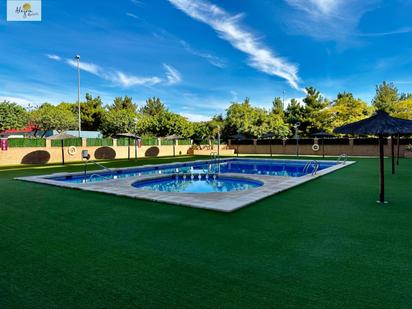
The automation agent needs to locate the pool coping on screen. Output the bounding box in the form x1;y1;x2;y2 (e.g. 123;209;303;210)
15;158;356;212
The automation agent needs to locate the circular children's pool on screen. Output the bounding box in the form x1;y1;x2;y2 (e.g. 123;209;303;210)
132;174;263;193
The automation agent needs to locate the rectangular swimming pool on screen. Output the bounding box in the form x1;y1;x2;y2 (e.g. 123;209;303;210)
49;158;337;183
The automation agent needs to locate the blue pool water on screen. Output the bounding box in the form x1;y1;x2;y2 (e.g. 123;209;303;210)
48;159;337;183
132;174;263;193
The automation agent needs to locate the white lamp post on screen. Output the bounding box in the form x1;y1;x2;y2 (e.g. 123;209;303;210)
74;55;81;137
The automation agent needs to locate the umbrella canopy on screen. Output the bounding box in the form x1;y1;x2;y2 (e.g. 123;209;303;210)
46;132;77;165
115;133;141;160
230;134;247;140
312;131;334;138
261;132;277;139
334;110;412;135
334;110;412;203
46;132;77;140
115;133;140;139
164;134;184;140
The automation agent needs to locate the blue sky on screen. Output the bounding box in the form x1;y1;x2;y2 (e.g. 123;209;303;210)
1;0;412;120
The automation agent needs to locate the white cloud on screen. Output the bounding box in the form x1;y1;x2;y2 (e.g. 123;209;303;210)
180;112;211;122
163;64;182;85
66;59;102;76
286;0;342;16
284;0;378;42
47;54;170;88
168;0;300;90
0;96;32;107
111;72;162;87
46;54;61;61
126;12;139;19
180;40;225;68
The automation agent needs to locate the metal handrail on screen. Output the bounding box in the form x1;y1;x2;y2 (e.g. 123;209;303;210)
88;173;113;182
337;154;348;164
303;160;319;175
84;160;114;183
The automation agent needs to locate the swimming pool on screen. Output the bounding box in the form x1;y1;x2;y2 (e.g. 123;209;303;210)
17;158;354;212
49;158;337;183
132;174;263;193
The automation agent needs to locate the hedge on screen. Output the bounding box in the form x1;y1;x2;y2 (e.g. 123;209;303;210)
161;139;174;145
141;137;157;146
51;138;82;147
178;139;192;145
86;138;113;147
8;138;46;148
353;138;387;145
116;138;130;146
321;138;350;145
256;139;284;145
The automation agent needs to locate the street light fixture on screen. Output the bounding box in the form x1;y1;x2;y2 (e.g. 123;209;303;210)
74;55;81;137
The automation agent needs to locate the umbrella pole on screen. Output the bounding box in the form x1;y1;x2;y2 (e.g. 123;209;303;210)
378;135;386;203
128;137;130;160
397;134;400;166
173;140;176;157
61;139;65;165
270;139;272;157
322;138;325;158
391;135;395;174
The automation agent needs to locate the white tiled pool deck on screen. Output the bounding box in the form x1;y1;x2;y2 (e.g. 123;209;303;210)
16;159;355;212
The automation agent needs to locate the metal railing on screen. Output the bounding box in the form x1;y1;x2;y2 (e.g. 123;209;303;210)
83;161;114;183
303;160;320;176
337;154;348;165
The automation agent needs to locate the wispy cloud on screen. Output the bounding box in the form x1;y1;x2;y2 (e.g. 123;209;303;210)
46;54;61;61
180;40;226;68
66;59;102;76
126;12;139;19
358;27;412;37
284;0;378;42
168;0;300;90
163;64;182;85
48;54;172;88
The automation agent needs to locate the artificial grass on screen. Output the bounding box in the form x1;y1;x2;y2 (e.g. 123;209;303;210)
1;155;412;308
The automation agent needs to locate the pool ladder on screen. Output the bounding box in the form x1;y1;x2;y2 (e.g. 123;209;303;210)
303;160;320;176
84;161;114;183
337;154;348;165
210;151;220;174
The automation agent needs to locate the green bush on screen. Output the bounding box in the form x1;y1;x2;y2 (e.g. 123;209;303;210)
86;138;113;147
51;138;82;147
141;137;157;146
178;139;192;145
161;139;174;145
8;138;46;147
117;138;130;146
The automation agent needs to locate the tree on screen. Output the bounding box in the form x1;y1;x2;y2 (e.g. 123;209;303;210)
285;98;305;127
149;111;193;138
109;96;137;113
139;97;167;116
100;109;137;136
300;87;329;135
392;99;412;120
30;103;77;136
79;94;105;131
272;97;284;116
318;92;372;132
225;98;289;138
0;101;28;131
372;81;398;113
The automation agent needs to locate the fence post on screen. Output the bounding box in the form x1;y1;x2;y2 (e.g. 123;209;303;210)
46;139;51;148
158;138;161;146
113;138;117;147
82;138;87;147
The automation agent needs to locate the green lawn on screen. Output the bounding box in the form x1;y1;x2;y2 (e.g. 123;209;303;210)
1;155;412;308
